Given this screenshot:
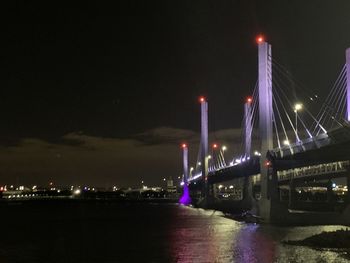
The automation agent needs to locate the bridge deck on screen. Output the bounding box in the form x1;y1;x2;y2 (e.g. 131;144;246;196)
189;126;350;186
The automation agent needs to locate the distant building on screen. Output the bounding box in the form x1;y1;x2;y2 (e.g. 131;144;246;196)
167;177;177;193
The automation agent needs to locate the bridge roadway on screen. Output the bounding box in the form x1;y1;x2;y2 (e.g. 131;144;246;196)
189;125;350;187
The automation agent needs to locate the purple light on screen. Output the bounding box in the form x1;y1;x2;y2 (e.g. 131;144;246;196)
179;184;191;205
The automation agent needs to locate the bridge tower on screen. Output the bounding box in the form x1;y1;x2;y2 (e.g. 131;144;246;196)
244;97;253;157
200;97;209;198
182;144;189;184
243;97;253;202
346;48;350;204
179;143;191;205
257;37;274;221
346;48;350;121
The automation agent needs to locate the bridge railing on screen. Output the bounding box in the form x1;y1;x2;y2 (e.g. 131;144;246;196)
277;160;350;181
271;133;330;159
271;125;350;159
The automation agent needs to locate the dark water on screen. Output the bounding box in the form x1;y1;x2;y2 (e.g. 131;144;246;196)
0;201;348;262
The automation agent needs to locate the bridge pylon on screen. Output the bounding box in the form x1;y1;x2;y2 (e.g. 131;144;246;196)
179;143;191;205
257;37;276;222
243;97;253;203
199;97;209;198
244;97;253;158
346;48;350;121
182;144;189;184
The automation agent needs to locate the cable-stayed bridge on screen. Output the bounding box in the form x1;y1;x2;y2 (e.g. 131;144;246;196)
180;36;350;224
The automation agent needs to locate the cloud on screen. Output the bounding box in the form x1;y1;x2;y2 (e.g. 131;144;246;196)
210;128;242;142
0;127;253;187
135;126;198;145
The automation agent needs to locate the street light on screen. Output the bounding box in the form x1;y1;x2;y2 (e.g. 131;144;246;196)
190;167;194;178
294;103;303;111
294;103;303;142
221;145;227;166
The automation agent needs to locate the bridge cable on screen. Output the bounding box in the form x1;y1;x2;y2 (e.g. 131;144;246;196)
272;69;324;138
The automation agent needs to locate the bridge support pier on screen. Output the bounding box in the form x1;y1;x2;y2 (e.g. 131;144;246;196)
256;165;282;222
341;165;350;223
346;168;350;205
209;183;217;198
242;176;253;205
269;166;281;220
326;179;334;203
288;178;296;209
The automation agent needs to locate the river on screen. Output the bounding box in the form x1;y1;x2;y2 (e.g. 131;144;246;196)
0;201;348;262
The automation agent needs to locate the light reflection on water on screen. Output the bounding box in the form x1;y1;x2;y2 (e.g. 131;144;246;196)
170;205;349;263
0;202;348;262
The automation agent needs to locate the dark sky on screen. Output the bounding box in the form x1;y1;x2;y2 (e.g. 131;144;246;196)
0;1;350;187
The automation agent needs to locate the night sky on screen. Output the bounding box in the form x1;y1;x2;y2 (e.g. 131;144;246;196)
1;1;350;187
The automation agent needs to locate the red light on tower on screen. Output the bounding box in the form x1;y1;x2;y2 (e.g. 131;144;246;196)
199;96;206;103
212;143;218;149
181;143;187;149
246;96;253;104
256;35;265;44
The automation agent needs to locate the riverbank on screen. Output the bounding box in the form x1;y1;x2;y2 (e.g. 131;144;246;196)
284;228;350;259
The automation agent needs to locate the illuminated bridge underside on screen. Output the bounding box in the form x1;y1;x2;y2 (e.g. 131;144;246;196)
277;161;349;184
271;125;350;170
189;126;350;186
207;156;260;184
